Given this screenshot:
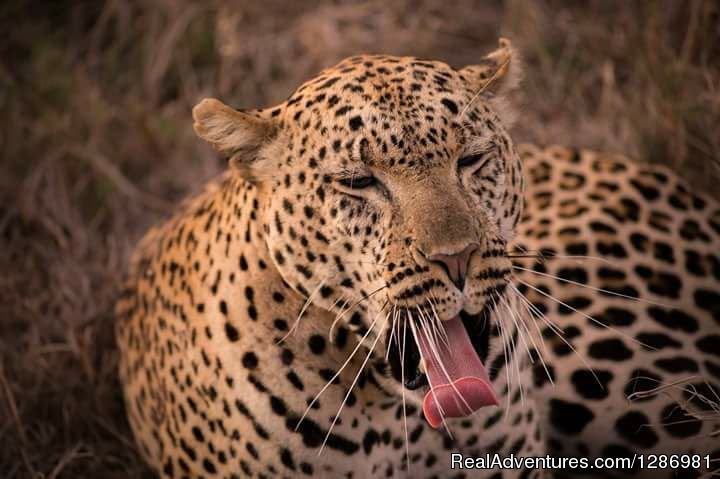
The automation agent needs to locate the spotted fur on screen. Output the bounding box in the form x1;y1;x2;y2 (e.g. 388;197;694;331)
515;145;720;476
116;40;720;478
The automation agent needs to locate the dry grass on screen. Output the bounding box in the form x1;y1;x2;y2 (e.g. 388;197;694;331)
1;1;718;477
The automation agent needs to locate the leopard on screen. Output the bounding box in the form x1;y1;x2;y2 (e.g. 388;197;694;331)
115;38;720;479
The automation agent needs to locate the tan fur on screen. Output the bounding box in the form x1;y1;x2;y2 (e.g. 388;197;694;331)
116;39;720;479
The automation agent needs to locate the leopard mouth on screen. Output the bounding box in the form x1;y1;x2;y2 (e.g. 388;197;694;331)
387;309;492;389
386;284;505;390
386;284;505;427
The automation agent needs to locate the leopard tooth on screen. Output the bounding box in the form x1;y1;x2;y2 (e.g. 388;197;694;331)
418;358;427;375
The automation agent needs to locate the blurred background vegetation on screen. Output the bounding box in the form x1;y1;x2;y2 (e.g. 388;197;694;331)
1;1;718;477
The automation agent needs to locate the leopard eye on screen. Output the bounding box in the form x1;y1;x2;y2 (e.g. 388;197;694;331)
457;153;489;170
337;175;377;189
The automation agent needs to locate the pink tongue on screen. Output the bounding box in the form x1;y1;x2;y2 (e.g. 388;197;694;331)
416;315;498;429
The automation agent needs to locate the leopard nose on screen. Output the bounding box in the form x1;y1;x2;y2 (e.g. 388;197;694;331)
426;243;479;291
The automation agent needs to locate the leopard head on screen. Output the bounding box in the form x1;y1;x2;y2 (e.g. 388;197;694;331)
193;39;524;426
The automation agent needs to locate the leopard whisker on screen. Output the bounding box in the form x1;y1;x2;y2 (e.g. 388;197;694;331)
407;315;452;437
681;385;720;417
328;284;388;339
508;284;554;386
503;315;523;411
327;294;353;344
419;304;444;349
492;294;513;420
625;375;691;402
506;249;615;265
499;294;532;405
399;308;411;472
352;260;391;267
500;293;533;364
330;293;349;313
627;376;720;418
512;265;673;308
701;466;720;479
516;278;657;352
426;296;450;347
705;380;720;406
512;325;525;407
385;303;399;361
511;281;606;389
297;310;382;429
505;289;545;369
417;306;477;421
413;319;453;438
278;277;329;344
319;307;390;455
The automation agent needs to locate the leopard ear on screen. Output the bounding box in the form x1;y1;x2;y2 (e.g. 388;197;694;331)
192;98;278;178
459;38;522;126
459;38;521;96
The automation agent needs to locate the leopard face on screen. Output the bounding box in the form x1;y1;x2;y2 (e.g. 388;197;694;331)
193;40;524;403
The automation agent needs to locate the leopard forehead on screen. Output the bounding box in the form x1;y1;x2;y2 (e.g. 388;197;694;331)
275;55;500;172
